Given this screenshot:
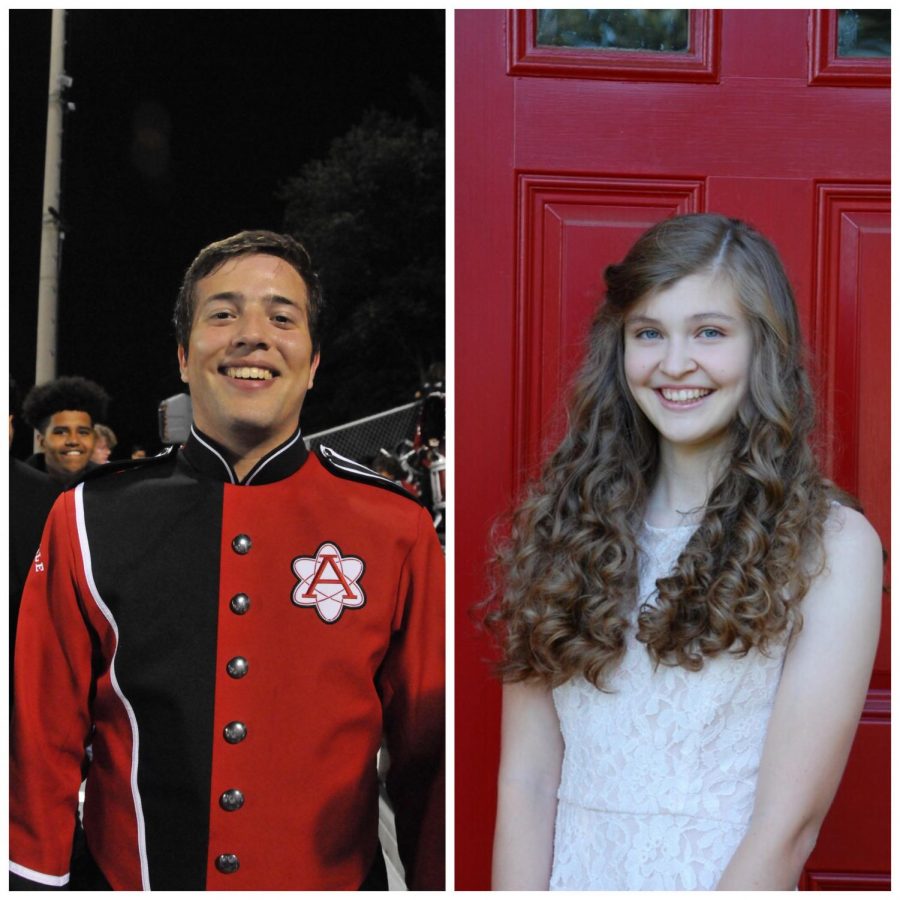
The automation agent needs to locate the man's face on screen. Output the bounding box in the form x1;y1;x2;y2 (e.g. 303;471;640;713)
178;253;320;456
38;410;96;481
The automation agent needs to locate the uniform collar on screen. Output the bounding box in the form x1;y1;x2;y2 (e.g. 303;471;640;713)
180;424;309;486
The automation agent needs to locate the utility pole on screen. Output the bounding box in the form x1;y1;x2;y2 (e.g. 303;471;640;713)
35;9;73;387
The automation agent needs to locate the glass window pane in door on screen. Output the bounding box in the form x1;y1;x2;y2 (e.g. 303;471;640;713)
837;10;891;57
536;10;689;52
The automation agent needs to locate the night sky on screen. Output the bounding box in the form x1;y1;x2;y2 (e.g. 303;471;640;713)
10;10;445;460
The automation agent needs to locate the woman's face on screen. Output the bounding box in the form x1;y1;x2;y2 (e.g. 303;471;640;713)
623;271;753;455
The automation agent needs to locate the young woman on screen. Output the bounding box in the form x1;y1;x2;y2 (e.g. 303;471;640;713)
486;214;882;891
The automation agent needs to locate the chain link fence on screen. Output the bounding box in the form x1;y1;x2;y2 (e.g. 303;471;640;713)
306;398;446;544
305;401;422;467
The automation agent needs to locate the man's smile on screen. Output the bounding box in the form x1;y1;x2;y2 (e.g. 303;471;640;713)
221;366;277;381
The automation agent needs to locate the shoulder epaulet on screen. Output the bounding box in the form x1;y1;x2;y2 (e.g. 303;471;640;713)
315;445;425;507
71;445;178;488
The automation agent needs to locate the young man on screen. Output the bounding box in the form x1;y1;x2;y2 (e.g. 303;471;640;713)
21;375;110;485
10;231;445;890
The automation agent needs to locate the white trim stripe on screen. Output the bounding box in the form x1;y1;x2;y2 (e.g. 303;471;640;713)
74;485;152;890
9;861;70;887
320;446;403;489
244;427;303;485
189;426;236;484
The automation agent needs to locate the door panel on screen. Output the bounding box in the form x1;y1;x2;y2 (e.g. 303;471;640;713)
517;175;703;476
456;9;889;890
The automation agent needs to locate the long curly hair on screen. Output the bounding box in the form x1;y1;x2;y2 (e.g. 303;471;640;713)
485;213;848;689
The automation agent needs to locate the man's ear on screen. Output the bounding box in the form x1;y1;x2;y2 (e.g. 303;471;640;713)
177;345;189;384
35;429;46;449
308;352;321;389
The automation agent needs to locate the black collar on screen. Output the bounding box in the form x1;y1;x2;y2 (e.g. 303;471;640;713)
180;424;309;486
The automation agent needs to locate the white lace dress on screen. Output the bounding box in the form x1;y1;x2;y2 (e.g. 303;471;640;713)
549;522;789;891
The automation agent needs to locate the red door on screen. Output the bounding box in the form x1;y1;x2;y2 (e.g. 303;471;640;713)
456;9;889;890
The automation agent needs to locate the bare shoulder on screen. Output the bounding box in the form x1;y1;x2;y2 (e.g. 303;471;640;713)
806;503;883;618
821;503;883;566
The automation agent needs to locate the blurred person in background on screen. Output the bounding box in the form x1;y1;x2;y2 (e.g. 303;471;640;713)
91;423;118;464
21;376;109;486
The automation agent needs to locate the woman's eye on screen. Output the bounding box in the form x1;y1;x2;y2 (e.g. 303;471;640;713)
698;327;724;339
636;328;661;340
210;310;233;320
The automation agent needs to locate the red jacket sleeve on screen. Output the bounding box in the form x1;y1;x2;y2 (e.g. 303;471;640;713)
379;507;445;889
10;491;95;888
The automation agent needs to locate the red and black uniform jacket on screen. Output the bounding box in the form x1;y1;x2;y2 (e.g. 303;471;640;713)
10;426;444;890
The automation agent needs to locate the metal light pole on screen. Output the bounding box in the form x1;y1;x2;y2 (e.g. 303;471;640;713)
35;9;72;388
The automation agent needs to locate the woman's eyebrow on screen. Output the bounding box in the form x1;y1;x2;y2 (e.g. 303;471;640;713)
624;314;660;325
624;312;738;324
689;312;738;322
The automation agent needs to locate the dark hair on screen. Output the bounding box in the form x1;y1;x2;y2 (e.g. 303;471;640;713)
22;376;110;434
10;377;20;418
173;230;324;354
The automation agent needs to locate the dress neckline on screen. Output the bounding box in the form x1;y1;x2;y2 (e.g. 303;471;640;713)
642;519;699;533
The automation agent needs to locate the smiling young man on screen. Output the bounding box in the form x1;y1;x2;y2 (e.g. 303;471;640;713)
21;375;110;485
10;231;445;891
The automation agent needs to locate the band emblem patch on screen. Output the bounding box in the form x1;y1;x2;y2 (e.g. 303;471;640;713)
291;542;366;623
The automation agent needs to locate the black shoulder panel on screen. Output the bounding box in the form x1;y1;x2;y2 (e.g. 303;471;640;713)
315;445;426;508
70;446;178;488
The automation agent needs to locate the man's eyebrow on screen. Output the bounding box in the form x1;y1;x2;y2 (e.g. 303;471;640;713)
268;293;302;308
200;291;242;306
199;291;302;308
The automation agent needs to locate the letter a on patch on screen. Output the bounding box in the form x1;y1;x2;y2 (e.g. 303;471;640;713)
291;542;366;623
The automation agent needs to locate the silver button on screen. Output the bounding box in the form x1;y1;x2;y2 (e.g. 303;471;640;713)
231;534;252;555
215;853;240;874
219;789;245;812
223;721;247;744
226;657;248;679
229;593;250;615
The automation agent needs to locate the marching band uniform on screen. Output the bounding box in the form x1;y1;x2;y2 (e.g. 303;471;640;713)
10;425;444;890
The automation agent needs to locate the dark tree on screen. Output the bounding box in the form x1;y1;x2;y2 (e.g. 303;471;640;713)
281;108;444;434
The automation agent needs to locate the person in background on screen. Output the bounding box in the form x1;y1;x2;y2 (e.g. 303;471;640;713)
91;424;118;464
8;379;59;702
130;443;148;459
21;376;109;486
